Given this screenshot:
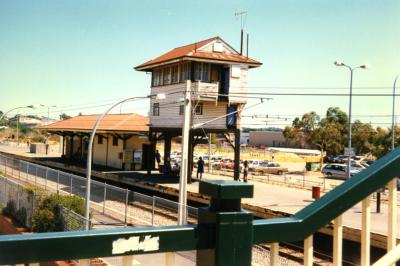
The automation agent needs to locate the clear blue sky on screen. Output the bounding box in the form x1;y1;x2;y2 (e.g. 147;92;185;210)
1;0;399;128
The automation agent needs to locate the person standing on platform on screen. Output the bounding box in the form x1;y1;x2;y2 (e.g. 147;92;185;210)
243;160;249;183
197;157;204;180
155;150;161;170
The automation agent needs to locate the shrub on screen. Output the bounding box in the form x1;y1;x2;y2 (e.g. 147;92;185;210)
15;207;27;226
2;200;17;218
32;209;56;232
32;194;85;232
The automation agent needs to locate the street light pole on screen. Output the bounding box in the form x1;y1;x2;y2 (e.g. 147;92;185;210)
334;61;368;179
84;94;165;230
348;68;354;180
0;106;34;145
0;105;35;125
16;115;19;145
392;75;399;150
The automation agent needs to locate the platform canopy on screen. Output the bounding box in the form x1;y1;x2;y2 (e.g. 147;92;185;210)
36;113;149;134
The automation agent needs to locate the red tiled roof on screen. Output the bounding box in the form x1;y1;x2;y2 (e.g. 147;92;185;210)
135;36;261;70
36;114;149;133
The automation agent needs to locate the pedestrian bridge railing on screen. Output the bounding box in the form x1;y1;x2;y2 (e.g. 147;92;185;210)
1;148;400;265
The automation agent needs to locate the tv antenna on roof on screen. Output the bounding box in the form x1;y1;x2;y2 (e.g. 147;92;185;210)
235;10;247;56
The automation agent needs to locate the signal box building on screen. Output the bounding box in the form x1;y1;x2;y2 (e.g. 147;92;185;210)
135;37;261;180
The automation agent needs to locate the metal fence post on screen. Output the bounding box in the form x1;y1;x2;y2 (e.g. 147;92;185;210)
4;158;7;175
26;162;29;180
197;180;254;266
45;168;48;191
57;171;60;194
4;178;7;205
17;184;20;210
18;161;21;180
124;188;129;226
152;196;155;226
102;182;107;214
70;175;73;195
34;165;37;186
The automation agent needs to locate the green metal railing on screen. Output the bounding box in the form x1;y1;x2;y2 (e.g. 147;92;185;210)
1;148;400;265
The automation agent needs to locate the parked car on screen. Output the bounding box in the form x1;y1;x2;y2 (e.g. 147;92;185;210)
322;163;360;179
350;162;366;172
255;162;288;175
247;160;265;171
332;155;347;164
323;155;335;163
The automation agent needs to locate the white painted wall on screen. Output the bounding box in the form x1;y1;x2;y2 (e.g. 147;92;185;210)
107;138;123;169
150;82;230;129
93;135;108;166
229;64;248;104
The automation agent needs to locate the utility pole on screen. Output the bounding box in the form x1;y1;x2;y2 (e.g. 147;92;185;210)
16;115;19;145
178;80;192;225
208;133;212;173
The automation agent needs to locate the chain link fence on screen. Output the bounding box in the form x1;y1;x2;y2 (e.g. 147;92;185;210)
60;205;89;231
0;176;35;229
0;154;198;227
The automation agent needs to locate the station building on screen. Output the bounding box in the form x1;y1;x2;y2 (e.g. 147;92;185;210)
37;114;150;170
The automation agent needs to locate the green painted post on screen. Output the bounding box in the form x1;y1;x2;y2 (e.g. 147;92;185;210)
196;180;254;266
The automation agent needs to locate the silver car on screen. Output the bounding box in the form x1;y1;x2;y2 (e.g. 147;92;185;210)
322;163;360;179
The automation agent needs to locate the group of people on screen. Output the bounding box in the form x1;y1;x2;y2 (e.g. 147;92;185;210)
155;150;249;183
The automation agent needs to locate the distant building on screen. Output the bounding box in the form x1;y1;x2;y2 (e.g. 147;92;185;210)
248;131;286;147
240;132;249;145
268;147;320;157
37;114;150;170
8;115;56;127
135;36;262;179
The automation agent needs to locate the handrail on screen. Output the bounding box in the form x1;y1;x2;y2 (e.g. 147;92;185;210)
372;244;400;266
0;225;204;264
253;147;400;243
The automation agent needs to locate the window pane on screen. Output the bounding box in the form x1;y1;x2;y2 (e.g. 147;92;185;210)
179;104;184;115
180;63;185;82
202;63;210;82
195;103;203;115
112;136;118;146
172;65;179;83
156;69;160;86
153;103;160;116
163;67;171;85
194;63;202;81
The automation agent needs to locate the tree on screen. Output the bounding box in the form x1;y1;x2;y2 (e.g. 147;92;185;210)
312;119;343;168
59;113;71;120
352;120;376;155
301;111;320;132
326;107;348;125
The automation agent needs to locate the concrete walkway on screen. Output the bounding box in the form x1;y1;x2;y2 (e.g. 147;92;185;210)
160;171;400;239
